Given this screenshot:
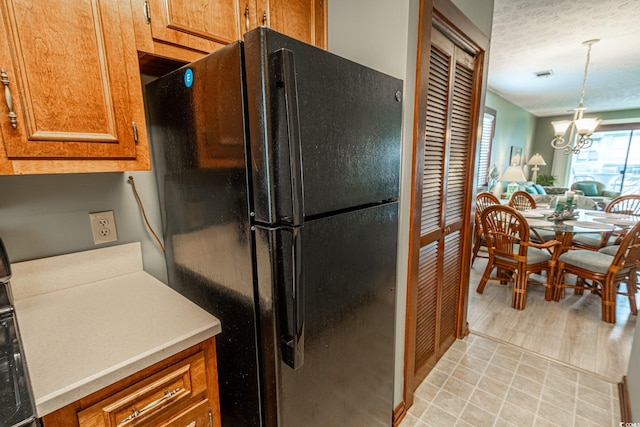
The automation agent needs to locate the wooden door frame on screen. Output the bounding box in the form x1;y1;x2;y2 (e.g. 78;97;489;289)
400;0;490;417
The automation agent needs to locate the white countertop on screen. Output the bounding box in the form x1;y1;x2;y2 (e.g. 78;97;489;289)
10;242;222;417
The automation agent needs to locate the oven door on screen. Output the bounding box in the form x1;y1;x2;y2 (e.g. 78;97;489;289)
0;311;37;427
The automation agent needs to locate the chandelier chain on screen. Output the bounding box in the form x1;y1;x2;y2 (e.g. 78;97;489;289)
578;42;593;107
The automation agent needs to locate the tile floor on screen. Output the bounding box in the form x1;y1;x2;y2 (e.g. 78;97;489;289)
398;334;621;427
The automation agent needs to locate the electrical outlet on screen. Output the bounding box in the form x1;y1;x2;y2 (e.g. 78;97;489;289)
89;210;118;245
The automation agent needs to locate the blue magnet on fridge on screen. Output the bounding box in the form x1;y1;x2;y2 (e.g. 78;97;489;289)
184;69;193;88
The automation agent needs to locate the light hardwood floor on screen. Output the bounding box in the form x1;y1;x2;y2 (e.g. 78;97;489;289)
467;253;636;382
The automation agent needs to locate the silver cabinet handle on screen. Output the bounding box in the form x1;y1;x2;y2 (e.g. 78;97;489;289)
1;69;17;129
244;4;250;32
143;0;151;23
118;387;182;425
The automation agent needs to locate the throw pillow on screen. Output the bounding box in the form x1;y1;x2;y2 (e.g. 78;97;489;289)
523;184;538;194
533;184;546;195
576;182;599;196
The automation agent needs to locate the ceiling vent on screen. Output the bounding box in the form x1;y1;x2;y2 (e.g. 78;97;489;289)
535;70;554;78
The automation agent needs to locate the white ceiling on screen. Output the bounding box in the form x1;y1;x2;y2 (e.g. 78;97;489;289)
487;0;640;118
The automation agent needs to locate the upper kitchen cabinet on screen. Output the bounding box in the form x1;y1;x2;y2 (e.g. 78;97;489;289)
132;0;327;69
260;0;326;49
132;0;249;64
0;0;150;175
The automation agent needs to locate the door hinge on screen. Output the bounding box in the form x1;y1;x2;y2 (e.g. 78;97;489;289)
143;0;151;24
208;407;213;427
132;121;139;145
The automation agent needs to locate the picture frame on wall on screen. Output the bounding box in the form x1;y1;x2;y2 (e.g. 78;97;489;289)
510;146;522;166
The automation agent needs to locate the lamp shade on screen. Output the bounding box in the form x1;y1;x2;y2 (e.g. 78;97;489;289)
575;117;601;135
551;120;571;136
527;153;546;166
527;153;546;183
500;165;527;183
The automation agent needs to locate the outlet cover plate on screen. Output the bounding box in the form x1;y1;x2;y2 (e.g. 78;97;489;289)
89;210;118;245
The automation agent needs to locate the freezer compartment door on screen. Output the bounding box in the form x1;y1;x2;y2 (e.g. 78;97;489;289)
244;28;403;222
255;202;398;426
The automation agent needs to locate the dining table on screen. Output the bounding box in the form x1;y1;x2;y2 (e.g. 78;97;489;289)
520;208;639;253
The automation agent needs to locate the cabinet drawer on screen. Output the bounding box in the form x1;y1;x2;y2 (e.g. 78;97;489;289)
78;352;207;426
159;399;216;427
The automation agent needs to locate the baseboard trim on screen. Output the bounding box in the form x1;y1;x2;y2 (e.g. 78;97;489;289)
619;375;632;423
393;401;406;427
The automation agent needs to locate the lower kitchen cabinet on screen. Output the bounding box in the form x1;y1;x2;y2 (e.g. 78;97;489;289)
41;337;221;427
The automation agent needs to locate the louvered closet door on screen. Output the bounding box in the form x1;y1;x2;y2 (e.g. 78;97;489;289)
414;27;476;382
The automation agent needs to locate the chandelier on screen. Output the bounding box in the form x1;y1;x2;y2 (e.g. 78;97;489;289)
550;39;601;155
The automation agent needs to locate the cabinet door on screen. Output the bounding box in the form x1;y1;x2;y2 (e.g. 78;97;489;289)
261;0;326;49
160;401;219;427
0;0;146;162
147;0;245;51
78;351;209;426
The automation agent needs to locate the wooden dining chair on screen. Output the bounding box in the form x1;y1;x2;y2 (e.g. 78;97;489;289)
508;191;536;211
554;221;640;323
606;194;640;216
476;205;560;310
572;194;640;250
471;192;500;265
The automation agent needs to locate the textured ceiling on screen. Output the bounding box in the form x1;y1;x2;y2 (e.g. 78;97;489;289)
487;0;640;117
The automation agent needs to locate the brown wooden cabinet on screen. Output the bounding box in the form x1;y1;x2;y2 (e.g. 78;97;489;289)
133;0;327;66
132;0;249;63
260;0;327;49
0;0;150;175
41;337;221;427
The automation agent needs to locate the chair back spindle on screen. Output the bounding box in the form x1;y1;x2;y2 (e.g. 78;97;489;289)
508;191;536;211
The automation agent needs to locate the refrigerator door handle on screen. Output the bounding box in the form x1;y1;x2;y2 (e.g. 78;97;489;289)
280;226;304;370
272;48;304;227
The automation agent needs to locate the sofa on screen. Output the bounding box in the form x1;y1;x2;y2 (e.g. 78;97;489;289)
531;193;598;210
570;180;620;204
494;182;598;210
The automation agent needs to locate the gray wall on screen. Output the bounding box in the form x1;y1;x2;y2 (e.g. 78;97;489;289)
0;170;167;282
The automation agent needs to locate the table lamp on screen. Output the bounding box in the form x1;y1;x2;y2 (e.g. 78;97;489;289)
501;165;527;198
527;153;546;184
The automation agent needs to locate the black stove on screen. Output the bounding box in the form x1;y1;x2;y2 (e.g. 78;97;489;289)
0;238;37;427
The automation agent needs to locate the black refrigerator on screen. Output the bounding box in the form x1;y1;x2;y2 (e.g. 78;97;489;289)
146;28;402;427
